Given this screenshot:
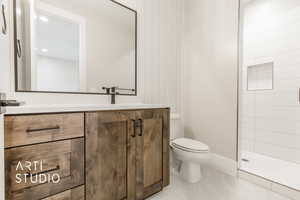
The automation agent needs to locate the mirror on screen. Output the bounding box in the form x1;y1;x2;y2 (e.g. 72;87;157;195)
14;0;137;95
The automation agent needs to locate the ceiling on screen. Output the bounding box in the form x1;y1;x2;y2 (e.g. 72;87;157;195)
40;0;135;30
36;10;80;61
34;0;135;61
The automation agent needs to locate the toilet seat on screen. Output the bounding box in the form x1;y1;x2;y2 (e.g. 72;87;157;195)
171;138;209;153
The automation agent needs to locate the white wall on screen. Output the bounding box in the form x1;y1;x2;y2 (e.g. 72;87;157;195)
85;15;135;91
141;0;184;116
182;0;239;160
240;0;300;164
139;0;184;138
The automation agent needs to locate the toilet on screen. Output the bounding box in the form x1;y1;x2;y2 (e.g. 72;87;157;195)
170;138;210;183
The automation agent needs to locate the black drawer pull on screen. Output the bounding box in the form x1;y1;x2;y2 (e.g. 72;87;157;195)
26;165;60;178
138;119;143;136
26;125;60;133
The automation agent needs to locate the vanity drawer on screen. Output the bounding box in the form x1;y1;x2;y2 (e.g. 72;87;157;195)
5;138;84;200
4;113;84;148
42;186;85;200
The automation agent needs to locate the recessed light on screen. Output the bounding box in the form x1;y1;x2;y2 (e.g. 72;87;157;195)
39;16;49;22
41;48;48;53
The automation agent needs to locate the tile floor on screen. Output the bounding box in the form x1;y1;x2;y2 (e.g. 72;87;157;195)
148;167;291;200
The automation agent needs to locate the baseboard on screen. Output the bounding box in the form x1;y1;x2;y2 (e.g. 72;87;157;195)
208;153;238;177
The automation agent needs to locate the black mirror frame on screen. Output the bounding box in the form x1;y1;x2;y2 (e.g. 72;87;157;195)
13;0;138;96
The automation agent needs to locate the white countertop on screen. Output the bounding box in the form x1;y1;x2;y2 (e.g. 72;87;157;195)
4;104;170;115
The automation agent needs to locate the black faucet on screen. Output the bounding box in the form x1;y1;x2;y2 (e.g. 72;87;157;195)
102;86;119;104
102;87;135;104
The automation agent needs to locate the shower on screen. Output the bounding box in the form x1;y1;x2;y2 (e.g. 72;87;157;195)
238;0;300;191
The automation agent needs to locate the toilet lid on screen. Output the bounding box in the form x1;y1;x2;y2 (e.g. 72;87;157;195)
171;138;209;152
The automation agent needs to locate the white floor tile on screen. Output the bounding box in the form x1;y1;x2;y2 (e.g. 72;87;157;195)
148;168;291;200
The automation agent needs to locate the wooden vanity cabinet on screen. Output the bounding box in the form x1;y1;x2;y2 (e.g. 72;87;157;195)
85;109;170;200
4;108;170;200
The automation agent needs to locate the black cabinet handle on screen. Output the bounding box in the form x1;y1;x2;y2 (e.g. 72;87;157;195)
17;39;22;58
26;125;60;133
26;165;60;178
131;120;136;138
138;119;143;137
1;4;7;35
132;119;143;137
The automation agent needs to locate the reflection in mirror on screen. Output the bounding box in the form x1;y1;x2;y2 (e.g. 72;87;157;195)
14;0;137;95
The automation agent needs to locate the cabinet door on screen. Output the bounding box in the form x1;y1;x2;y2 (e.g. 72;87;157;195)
135;109;170;199
85;111;135;200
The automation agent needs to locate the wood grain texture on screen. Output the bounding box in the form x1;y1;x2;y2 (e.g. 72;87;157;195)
127;120;136;200
5;139;84;200
42;185;84;200
162;109;170;187
4;113;84;148
135;108;170;198
143;182;163;199
86;111;134;200
143;119;163;188
4;109;170;200
135;121;144;200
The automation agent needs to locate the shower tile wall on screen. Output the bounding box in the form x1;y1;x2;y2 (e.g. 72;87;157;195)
240;0;300;164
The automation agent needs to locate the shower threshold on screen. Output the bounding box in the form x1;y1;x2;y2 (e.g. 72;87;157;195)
240;151;300;191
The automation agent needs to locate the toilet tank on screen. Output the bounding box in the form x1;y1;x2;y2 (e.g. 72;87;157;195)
170;113;183;141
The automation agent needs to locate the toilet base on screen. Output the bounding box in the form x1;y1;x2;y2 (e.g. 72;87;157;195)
179;161;202;183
